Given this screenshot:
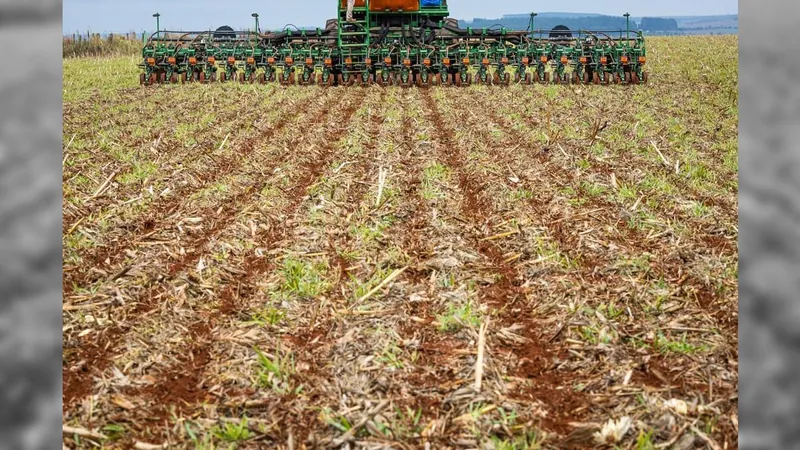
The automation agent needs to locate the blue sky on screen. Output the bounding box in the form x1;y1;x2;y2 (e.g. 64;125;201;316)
63;0;738;34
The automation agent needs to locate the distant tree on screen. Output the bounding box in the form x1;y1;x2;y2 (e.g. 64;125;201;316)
640;17;678;31
458;15;638;34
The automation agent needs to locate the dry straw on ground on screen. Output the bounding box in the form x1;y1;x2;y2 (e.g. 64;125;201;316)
62;35;738;449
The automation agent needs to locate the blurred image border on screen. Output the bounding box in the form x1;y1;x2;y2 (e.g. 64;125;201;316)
739;0;797;448
0;0;63;449
0;0;785;446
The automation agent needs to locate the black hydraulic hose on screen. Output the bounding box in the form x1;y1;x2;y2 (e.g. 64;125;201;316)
423;17;443;30
404;23;420;48
409;24;422;46
377;29;389;46
443;25;467;35
262;31;289;40
424;21;438;45
380;23;390;43
371;23;389;47
410;24;431;49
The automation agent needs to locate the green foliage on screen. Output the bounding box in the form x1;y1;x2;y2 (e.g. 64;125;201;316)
653;331;709;355
580;180;606;197
490;430;542;450
63;34;141;58
118;160;158;185
377;342;405;369
350;215;396;244
246;306;285;326
421;162;450;200
437;301;481;332
211;418;252;442
273;257;330;300
321;408;354;433
509;188;534;201
636;429;656;450
350;265;393;301
253;345;297;394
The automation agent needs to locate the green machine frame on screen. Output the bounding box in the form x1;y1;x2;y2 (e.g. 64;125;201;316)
138;1;648;87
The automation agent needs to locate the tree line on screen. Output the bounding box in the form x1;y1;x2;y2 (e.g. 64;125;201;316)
458;16;680;32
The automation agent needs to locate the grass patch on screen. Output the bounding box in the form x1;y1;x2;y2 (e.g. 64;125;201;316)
490;430;542;450
579;180;607;198
272;257;330;301
377;341;407;370
421;162;450;200
653;331;710;355
117;160;158;185
253;345;298;394
210;417;253;443
349;215;396;244
509;188;534;202
349;265;394;301
437;301;481;332
245;305;286;327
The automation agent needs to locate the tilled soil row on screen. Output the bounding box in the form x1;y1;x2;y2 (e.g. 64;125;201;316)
61;86;255;178
445;89;709;420
457;90;737;446
474;91;734;331
225;88;482;447
61;87;169;165
62;89;348;414
275;88;392;330
419;88;594;442
464;92;680;278
296;89;466;447
406;91;468;417
211;88;402;445
395;90;436;271
62;88;280;233
442;87;735;443
506;87;737;228
192;88;387;342
506;93;738;342
377;89;523;446
64;77;175;113
63;89;329;295
172;87;457;447
90;94;367;445
474;90;737;330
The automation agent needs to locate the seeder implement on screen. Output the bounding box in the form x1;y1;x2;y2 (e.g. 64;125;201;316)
138;1;649;87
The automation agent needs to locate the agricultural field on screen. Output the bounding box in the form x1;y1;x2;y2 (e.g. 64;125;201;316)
62;35;738;449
